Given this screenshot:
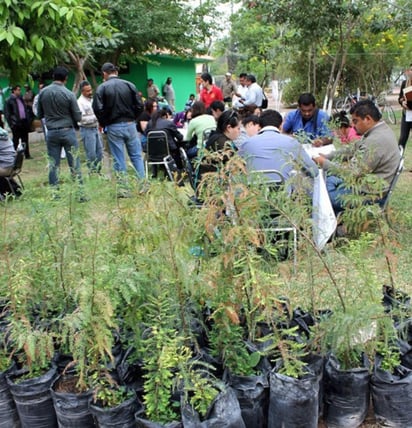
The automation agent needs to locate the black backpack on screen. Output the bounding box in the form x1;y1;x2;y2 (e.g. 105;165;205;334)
261;92;268;109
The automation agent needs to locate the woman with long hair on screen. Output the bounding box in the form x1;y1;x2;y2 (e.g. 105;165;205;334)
145;107;183;173
186;101;216;158
137;99;158;150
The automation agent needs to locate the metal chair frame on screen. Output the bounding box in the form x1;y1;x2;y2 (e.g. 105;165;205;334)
380;146;404;225
249;170;298;271
145;130;174;181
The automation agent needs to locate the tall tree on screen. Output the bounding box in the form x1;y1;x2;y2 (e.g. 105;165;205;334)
226;0;410;107
97;0;219;64
0;0;112;84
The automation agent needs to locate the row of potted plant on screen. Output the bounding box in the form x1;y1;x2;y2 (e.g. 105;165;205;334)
0;157;410;427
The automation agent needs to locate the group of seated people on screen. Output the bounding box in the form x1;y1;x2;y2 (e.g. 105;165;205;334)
138;90;401;218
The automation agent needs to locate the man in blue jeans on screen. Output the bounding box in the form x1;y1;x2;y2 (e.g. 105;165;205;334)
77;80;103;174
312;100;399;214
37;66;87;201
92;63;145;197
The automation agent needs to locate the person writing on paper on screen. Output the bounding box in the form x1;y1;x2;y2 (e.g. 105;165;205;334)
398;63;412;150
282;92;333;147
239;109;318;185
312;100;399;215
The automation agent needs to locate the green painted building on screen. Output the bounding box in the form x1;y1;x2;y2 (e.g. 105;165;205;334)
121;54;209;111
1;54;210;114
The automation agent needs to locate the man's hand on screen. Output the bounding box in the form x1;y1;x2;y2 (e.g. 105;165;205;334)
313;137;333;147
312;154;325;167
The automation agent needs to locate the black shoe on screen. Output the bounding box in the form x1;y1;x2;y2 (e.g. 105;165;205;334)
25;155;33;159
117;190;132;199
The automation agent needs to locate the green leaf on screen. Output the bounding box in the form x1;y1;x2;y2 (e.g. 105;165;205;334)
59;6;69;17
248;351;261;368
11;27;25;40
35;38;44;52
6;32;14;45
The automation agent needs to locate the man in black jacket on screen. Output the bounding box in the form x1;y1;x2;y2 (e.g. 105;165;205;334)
93;63;145;189
4;85;32;158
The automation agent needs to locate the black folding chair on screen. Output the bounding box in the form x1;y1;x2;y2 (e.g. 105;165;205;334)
179;146;195;189
1;144;25;197
145;131;175;181
380;146;404;225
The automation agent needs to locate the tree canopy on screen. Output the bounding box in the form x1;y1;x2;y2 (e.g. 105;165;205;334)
0;0;112;83
0;0;218;86
212;0;412;105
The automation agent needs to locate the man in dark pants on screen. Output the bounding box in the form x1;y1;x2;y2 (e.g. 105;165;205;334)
4;85;32;158
398;63;412;150
37;66;87;201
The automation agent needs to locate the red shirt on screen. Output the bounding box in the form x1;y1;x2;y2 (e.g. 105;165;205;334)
200;85;223;108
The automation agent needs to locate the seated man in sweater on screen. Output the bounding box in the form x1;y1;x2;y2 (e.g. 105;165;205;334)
0;126;16;177
312;100;400;214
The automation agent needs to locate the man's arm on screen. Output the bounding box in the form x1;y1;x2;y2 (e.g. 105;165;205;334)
281;111;294;134
70;94;82;124
312;111;333;146
92;87;106;126
398;80;406;105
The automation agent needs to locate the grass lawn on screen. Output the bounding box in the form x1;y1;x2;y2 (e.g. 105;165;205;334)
6;123;412;297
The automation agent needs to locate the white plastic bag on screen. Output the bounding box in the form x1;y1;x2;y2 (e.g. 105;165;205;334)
312;171;337;250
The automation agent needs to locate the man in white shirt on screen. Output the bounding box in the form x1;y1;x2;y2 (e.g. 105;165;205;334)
233;73;248;109
239;74;264;108
78;80;103;173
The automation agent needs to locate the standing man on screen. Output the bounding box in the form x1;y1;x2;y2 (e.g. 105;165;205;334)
398;63;412;150
220;72;237;106
92;62;145;196
199;72;223;109
238;74;264;109
23;83;35;124
147;78;160;100
37;66;86;199
233;73;248;109
282;92;332;146
4;85;32;158
77;80;103;174
162;77;175;111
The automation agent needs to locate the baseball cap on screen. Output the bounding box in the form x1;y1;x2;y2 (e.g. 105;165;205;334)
225;72;232;76
101;62;118;73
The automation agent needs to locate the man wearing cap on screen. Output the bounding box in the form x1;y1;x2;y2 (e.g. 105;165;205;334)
92;62;145;193
220;73;236;106
37;66;86;198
